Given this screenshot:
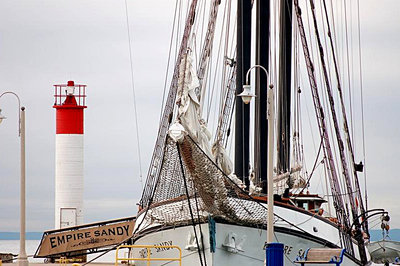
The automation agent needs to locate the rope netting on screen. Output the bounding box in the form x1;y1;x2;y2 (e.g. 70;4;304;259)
140;135;269;226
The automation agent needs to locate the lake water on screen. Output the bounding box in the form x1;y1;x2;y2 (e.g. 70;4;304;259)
0;240;115;263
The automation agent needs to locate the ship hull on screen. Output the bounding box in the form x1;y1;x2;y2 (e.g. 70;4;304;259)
131;202;366;265
132;223;363;265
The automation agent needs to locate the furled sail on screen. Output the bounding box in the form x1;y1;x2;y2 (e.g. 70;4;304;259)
175;50;213;158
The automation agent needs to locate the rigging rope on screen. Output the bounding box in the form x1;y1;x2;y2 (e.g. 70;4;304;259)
159;0;180;123
220;0;232;111
194;192;208;265
176;0;182;62
307;0;367;261
140;0;199;208
293;0;353;254
356;0;368;213
206;11;225;122
195;0;222;121
294;138;323;199
309;0;358;218
124;0;143;189
322;0;367;233
177;142;206;266
343;0;355;144
200;0;207;54
185;134;317;236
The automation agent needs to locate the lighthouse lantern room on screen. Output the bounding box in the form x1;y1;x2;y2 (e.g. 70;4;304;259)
53;81;87;229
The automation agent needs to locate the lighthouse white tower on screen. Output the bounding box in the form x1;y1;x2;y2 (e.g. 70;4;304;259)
53;81;87;229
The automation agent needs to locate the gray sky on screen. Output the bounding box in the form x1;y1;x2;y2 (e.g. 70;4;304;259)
0;0;399;233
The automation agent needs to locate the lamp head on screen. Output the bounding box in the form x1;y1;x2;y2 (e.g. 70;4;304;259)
66;80;75;96
0;109;6;124
238;84;256;104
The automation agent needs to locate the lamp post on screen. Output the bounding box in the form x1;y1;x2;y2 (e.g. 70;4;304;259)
238;66;283;266
0;92;29;266
238;64;275;242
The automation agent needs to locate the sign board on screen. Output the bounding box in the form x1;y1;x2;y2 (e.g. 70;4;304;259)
36;219;135;257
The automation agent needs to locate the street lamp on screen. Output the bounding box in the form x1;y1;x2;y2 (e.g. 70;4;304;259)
238;65;274;239
238;64;269;104
0;92;29;266
238;66;282;265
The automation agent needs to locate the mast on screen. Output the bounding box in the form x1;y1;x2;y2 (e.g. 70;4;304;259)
277;0;293;176
255;0;270;193
235;0;251;189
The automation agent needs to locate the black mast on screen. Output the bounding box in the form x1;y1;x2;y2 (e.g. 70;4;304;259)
235;0;251;189
277;0;293;176
255;0;270;193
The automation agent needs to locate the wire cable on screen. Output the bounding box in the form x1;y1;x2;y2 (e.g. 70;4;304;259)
159;0;180;123
124;0;143;189
356;0;368;212
177;142;206;266
194;192;208;265
293;138;323;200
343;0;355;143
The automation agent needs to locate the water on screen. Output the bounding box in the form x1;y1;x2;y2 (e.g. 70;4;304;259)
0;240;115;263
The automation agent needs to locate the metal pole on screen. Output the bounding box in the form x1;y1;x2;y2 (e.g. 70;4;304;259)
265;86;284;266
17;106;28;266
267;86;274;244
0;92;28;266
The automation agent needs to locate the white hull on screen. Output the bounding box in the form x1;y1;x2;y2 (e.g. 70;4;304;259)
132;201;367;265
132;222;363;265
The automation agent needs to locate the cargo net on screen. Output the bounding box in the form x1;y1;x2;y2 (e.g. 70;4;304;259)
139;135;269;226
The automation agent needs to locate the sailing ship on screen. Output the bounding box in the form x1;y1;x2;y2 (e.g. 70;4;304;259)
130;0;375;265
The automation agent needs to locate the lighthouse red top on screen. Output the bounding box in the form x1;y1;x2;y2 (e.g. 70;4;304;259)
53;81;87;134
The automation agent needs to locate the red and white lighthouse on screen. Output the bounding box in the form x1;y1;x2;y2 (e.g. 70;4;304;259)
53;81;87;229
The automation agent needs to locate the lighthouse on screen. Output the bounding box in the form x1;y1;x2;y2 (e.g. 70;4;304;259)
53;81;87;229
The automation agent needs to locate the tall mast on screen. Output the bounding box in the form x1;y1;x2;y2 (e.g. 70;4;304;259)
235;0;251;189
254;0;270;193
277;0;293;176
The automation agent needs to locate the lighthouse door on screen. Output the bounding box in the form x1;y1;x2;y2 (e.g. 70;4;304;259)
60;208;77;228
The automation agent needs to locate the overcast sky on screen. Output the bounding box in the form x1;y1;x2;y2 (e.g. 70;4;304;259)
0;0;399;233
